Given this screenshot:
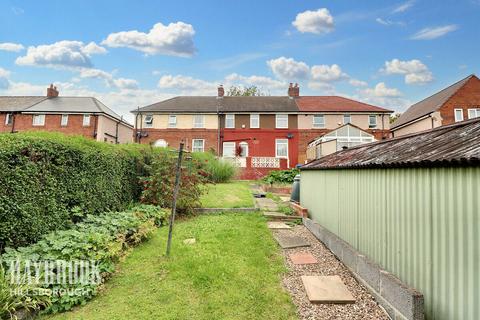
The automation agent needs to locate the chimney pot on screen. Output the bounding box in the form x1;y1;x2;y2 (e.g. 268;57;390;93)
288;83;300;98
47;84;59;97
217;85;224;98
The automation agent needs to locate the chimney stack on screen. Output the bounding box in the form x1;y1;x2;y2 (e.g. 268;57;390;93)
217;85;224;98
47;84;59;98
288;83;299;98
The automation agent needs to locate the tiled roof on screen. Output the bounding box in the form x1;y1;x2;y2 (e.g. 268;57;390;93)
295;96;392;113
302;117;480;170
391;74;477;129
0;96;47;112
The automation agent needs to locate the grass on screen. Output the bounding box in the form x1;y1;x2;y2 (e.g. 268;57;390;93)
200;181;255;208
44;213;297;320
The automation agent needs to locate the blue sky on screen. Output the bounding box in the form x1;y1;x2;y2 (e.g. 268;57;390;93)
0;0;479;122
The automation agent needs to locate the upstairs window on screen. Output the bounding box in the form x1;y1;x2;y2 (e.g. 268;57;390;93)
168;115;177;128
313;115;325;128
276;114;288;129
343;114;351;124
61;114;68;126
454;109;464;122
225;114;235;128
193;115;204;128
192;139;205;152
369;115;377;128
32;114;45;126
143;115;153;128
5;113;13;125
250;114;259;128
468;108;480;119
83;114;91;126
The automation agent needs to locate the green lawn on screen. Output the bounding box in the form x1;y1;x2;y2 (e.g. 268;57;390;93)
200;182;255;208
44;213;296;320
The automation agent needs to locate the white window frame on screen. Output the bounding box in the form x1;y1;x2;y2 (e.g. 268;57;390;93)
454;109;464;122
5;113;13;125
225;114;235;128
250;114;260;128
193;115;205;128
168;115;177;128
61;114;69;126
275;139;289;158
343;114;351;124
32;114;45;126
222;142;236;158
143;115;153;128
467;108;480;119
369;115;377;128
83;114;91;126
239;141;249;157
312;115;325;128
275;114;288;129
192;139;205;152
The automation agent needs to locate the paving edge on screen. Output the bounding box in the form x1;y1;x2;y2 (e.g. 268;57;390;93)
303;217;424;320
194;207;259;213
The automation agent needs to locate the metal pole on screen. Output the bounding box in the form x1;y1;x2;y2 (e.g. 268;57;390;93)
166;142;184;256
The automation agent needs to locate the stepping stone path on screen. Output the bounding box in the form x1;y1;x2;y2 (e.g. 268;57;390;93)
267;221;291;229
301;275;355;304
255;198;279;211
183;238;196;245
275;234;310;249
289;252;318;265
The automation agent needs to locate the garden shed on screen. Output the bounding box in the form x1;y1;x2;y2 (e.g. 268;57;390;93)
300;118;480;320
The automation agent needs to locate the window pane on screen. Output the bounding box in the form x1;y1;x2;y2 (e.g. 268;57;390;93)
193;115;204;128
83;115;90;126
276;139;288;158
33;114;45;126
369;115;377;128
225;114;235;128
313;115;325;128
192;139;204;152
343;114;351;124
276;114;288;128
168;115;176;127
5;114;12;125
250;114;259;128
223;142;235;157
61;114;68;126
455;109;463;122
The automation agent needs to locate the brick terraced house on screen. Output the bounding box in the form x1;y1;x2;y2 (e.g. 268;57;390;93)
0;85;133;143
391;74;480;137
132;84;393;179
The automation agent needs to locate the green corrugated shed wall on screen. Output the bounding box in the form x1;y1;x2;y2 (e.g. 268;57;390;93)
300;167;480;320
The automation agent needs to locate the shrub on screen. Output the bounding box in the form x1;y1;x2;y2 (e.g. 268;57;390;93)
191;152;237;183
0;132;156;249
263;168;300;185
0;205;167;315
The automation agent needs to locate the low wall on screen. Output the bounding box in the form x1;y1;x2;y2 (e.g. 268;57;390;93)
304;217;423;320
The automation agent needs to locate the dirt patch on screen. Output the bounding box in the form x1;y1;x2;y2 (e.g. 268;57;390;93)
273;226;389;320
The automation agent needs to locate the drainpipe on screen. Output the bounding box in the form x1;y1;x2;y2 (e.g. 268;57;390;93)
11;113;16;133
93;114;98;140
381;114;385;139
115;117;120;144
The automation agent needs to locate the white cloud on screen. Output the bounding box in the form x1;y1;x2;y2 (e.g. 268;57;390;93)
349;79;368;87
410;25;458;40
292;8;334;34
310;64;348;82
392;0;415;13
0;68;10;89
363;82;402;97
0;42;24;52
384;59;433;84
267;57;310;80
16;40;107;69
307;82;336;94
224;73;286;93
158;75;216;94
375;18;405;26
102;22;195;57
79;68;138;90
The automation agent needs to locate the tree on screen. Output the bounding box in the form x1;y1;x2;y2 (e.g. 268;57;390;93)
226;85;267;96
390;112;402;124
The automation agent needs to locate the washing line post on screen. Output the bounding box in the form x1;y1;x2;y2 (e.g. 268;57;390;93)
166;142;184;256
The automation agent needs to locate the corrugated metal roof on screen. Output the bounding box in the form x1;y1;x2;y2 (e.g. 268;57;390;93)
302;118;480;170
391;74;477;129
296;96;392;113
0;96;47;112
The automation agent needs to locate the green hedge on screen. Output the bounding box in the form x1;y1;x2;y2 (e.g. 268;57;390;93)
0;132;156;249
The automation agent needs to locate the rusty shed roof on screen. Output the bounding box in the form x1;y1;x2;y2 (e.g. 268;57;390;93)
302;118;480;170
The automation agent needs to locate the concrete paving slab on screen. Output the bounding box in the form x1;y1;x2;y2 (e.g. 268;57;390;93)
301;275;355;304
275;234;310;249
255;198;278;211
183;238;196;245
267;221;291;229
279;196;291;202
290;252;318;265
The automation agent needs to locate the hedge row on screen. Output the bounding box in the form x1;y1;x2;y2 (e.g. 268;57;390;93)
0;132;157;249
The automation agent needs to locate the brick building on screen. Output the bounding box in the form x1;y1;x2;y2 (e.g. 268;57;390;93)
132;84;392;179
0;85;133;143
391;74;480;136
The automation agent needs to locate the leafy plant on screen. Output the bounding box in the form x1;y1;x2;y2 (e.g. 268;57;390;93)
191;152;237;183
262;168;300;185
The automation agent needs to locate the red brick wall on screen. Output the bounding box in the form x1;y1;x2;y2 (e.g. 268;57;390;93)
137;128;219;152
439;76;480;124
0;114;97;138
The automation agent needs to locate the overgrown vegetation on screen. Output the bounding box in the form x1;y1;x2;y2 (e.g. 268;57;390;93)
0;205;167;317
263;168;300;185
191;152;237;183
